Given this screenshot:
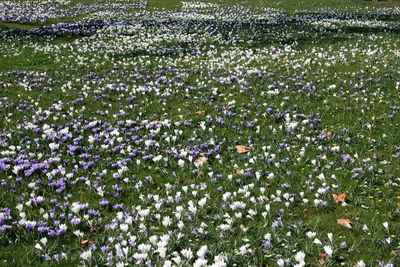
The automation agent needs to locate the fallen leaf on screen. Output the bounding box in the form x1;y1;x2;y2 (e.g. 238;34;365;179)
318;253;327;266
81;239;90;245
235;169;242;176
390;250;398;256
195;110;205;115
303;208;308;218
332;193;346;203
397;202;400;207
337;218;352;228
195;157;208;164
188;177;195;182
322;129;333;137
197;170;204;176
235;145;249;153
153;121;162;125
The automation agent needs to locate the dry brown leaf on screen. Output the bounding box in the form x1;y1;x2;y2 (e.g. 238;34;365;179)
81;239;90;245
197;170;204;176
332;193;346;203
195;110;205;115
235;145;249;153
153;121;163;125
337;218;352;228
390;250;398;256
303;208;308;218
188;177;196;182
397;202;400;207
235;169;242;176
318;253;327;266
261;196;269;201
322;129;333;137
195;157;208;164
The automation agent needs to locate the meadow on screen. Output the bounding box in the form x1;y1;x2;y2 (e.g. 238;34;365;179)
0;0;399;266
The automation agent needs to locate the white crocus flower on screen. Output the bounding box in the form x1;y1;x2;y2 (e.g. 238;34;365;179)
324;245;333;257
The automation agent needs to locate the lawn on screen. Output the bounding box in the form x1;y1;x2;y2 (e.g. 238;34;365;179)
0;0;399;266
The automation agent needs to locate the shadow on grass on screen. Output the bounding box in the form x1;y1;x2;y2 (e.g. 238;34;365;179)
1;13;399;58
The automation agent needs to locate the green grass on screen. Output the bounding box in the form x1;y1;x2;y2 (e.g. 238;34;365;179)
0;0;399;266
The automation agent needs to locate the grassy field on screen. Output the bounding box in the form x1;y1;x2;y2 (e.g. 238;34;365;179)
0;0;399;266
